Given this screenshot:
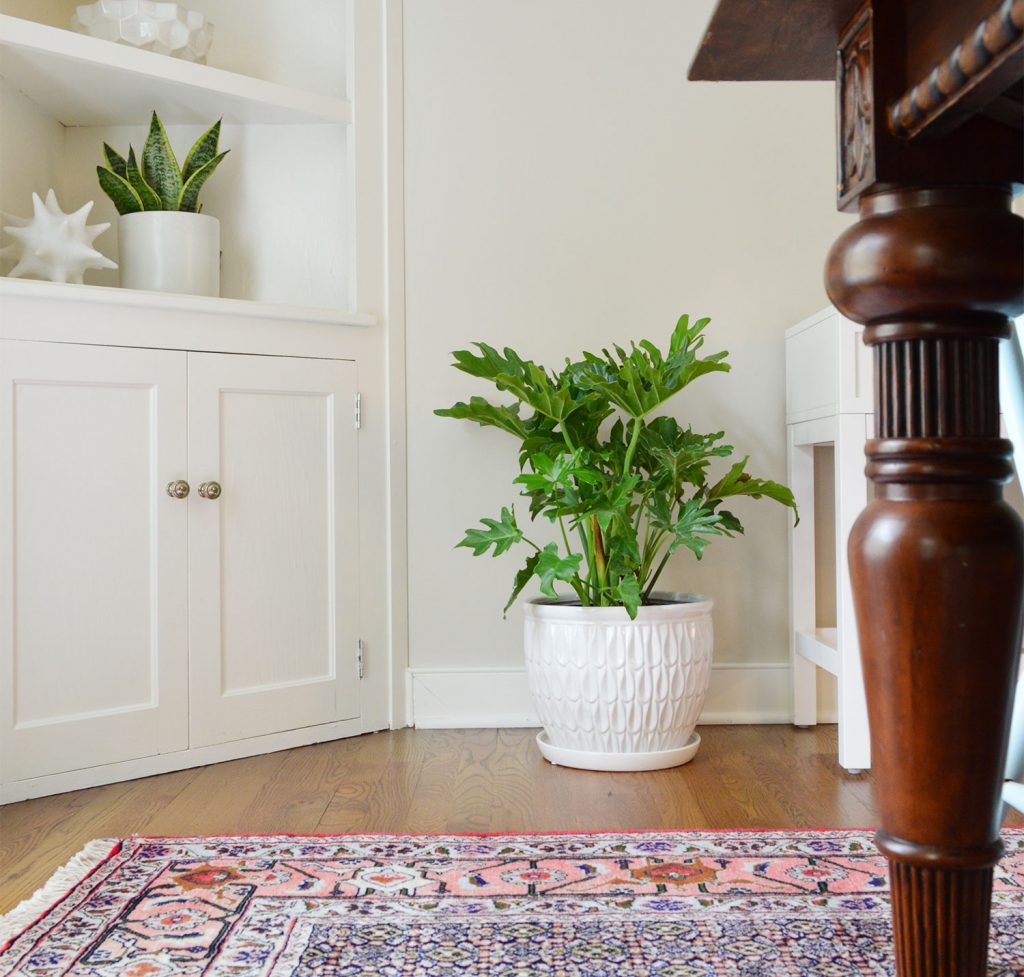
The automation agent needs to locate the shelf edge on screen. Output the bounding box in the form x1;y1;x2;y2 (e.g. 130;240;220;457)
0;278;375;328
0;14;352;125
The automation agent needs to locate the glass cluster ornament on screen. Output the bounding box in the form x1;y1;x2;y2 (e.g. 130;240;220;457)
71;1;214;63
1;190;117;285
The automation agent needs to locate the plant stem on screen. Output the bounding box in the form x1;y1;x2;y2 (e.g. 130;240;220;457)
643;548;673;601
584;523;597;603
633;489;649;535
558;516;575;560
622;416;644;475
592;514;608;604
570;576;590;606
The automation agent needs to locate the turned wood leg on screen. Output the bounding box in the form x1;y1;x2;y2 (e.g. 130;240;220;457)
827;186;1024;976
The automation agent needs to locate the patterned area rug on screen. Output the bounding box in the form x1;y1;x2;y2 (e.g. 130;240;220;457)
2;831;1024;976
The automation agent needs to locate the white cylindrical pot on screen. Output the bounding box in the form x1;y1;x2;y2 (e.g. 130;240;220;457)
118;212;220;297
524;592;713;771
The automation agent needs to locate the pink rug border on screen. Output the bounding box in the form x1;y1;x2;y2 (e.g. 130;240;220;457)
0;827;884;946
7;827;1024;969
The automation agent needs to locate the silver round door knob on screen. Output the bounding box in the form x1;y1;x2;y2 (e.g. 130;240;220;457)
166;480;190;499
198;481;222;500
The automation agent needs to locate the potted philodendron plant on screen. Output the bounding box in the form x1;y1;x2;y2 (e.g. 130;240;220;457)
97;111;229;297
437;315;798;771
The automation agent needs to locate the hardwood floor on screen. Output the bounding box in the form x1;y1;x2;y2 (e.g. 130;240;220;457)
2;724;1022;914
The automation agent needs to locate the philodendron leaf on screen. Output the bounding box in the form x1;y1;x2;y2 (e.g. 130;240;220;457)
103;143;128;179
177;150;229;213
535;543;583;599
504;551;541;616
513;450;601;494
435;396;528;440
613;576;642;620
457;506;523;557
574;316;730;420
141;111;182;210
640;418;733;493
707;458;799;525
647;497;729;560
96;167;143;215
182;118;222;183
450;344;578;424
126;147;162;211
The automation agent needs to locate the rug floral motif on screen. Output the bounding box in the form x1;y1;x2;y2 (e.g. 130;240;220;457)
2;831;1024;976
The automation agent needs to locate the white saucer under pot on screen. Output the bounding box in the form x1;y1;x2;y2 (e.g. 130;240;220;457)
523;592;713;772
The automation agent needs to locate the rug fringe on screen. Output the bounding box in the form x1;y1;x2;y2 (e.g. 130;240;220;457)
0;839;118;945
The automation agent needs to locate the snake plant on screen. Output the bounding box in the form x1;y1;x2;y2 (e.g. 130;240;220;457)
437;315;799;619
97;111;229;215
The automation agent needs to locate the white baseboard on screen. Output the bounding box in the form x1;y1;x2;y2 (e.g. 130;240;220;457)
408;662;803;728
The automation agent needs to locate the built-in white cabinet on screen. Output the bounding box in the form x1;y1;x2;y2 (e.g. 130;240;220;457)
0;2;354;311
0;341;189;782
0;0;399;802
0;325;378;800
187;352;361;747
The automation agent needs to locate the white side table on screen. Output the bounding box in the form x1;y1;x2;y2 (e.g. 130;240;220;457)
786;306;873;772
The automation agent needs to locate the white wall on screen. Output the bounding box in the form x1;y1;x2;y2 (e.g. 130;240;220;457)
0;85;66;277
402;0;855;721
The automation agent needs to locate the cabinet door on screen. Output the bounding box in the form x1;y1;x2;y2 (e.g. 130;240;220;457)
0;341;188;782
187;353;361;746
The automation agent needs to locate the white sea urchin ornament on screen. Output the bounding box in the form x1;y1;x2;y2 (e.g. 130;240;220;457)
1;190;117;285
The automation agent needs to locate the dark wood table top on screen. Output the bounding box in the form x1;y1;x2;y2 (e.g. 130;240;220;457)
688;0;1013;84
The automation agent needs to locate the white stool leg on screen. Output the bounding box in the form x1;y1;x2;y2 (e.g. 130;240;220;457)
789;437;817;728
1005;662;1024;784
998;323;1024;801
836;413;871;771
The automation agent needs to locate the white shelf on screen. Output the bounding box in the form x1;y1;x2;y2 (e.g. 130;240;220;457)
0;278;375;328
0;15;351;125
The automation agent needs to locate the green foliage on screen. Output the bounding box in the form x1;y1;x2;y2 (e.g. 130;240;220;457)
96;112;229;215
457;506;524;557
437;314;798;619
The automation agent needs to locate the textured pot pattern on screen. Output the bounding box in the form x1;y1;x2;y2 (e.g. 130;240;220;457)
523;592;713;755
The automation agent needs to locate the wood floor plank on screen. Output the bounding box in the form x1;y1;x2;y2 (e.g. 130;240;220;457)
139;748;294;837
400;729;466;834
315;729;420;833
0;767;199;913
444;727;502;834
3;724;1021;915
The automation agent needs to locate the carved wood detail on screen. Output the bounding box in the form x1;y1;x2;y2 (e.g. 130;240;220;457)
837;4;875;207
889;0;1024;138
889;861;994;977
874;335;1000;439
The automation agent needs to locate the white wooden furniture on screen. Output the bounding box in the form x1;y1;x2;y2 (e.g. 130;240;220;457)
0;1;355;310
0;283;393;802
0;0;401;804
1000;317;1024;814
786;306;873;772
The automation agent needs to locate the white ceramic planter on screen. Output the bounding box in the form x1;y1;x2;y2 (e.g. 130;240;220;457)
118;212;220;297
523;592;713;771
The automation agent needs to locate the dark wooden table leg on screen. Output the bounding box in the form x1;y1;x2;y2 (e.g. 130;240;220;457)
827;185;1024;975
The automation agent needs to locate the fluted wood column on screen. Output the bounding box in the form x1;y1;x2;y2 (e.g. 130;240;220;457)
827;185;1024;976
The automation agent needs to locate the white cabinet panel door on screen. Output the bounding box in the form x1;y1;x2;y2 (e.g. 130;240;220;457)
0;341;188;782
188;353;360;746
